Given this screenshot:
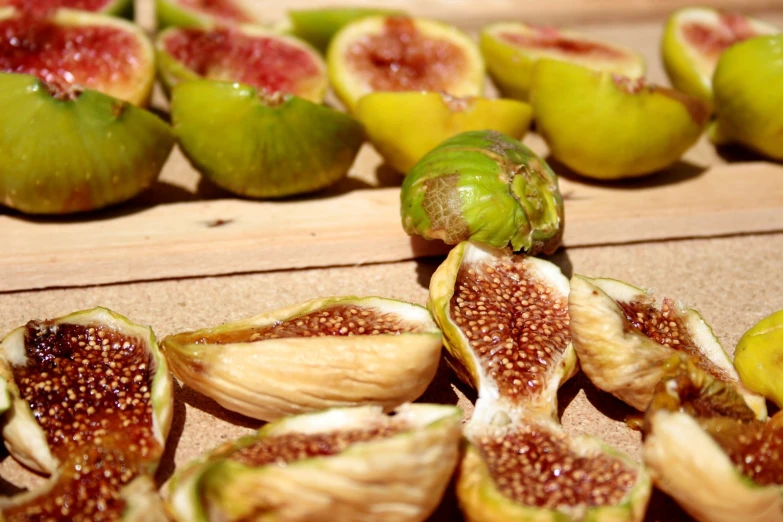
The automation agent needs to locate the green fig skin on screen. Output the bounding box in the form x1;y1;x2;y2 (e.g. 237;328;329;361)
171;80;365;199
710;35;783;160
155;0;257;30
400;130;564;255
288;7;406;54
0;73;175;215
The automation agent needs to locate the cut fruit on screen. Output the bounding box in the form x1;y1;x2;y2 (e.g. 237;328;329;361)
710;34;783;161
568;274;767;419
156;24;327;102
0;73;175;215
161;296;442;421
0;7;155;105
401;130;564;255
531;59;709;180
356;91;532;175
481;22;646;101
171;80;363;199
164;404;462;522
288;7;405;54
661;7;779;107
643;356;783;522
734;309;783;408
0;0;133;18
327;15;485;112
155;0;258;30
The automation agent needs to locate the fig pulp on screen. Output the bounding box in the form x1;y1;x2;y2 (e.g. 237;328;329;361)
531;59;709;179
661;7;779;107
0;0;133;18
171;80;363;199
327;15;485;112
156;24;327;102
0;7;155;105
356;92;533;175
734;309;783;408
401;130;564;255
161;296;442;421
164;404;462;522
568;275;767;418
480;22;645;101
287;7;405;54
428;242;652;521
155;0;258;30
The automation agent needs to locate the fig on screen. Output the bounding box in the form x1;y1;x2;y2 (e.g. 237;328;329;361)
480;22;646;101
530;59;709;180
661;7;779;107
0;72;175;215
287;7;405;54
356;91;533;174
709;34;783;161
0;0;133;18
156;24;327;101
568;274;767;419
164;403;462;522
400;130;564;256
734;309;783;408
643;355;783;522
327;15;485;112
0;7;156;105
161;296;442;421
155;0;258;30
170;80;363;199
428;242;652;521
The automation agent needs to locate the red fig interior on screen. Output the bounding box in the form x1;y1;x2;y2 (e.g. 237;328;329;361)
173;0;253;23
682;12;761;57
499;26;628;60
1;0;114;14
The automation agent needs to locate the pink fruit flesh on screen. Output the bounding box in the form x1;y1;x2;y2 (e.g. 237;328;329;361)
499;26;627;60
163;28;320;95
0;0;112;16
682;12;759;57
0;16;140;97
177;0;253;23
345;17;468;92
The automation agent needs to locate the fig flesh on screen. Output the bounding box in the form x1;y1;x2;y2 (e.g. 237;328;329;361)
661;7;779;107
401;130;564;255
480;22;645;101
327;15;485;112
733;309;783;408
171;80;363;199
709;34;783;161
155;0;258;30
531;59;709;179
287;7;405;54
0;73;175;215
161;295;442;421
356;91;533;175
568;274;767;419
164;403;462;522
156;24;327;102
0;0;132;18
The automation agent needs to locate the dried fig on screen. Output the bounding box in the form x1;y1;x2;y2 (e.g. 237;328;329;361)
327;15;485;112
568;274;767;418
287;7;405;54
356;92;532;175
170;80;363;198
733;309;783;408
161;296;442;421
400;130;564;255
0;0;133;18
155;0;258;30
164;403;462;522
480;22;645;101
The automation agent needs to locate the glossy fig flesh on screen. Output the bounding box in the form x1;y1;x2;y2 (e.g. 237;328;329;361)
428;242;652;521
569;275;767;419
155;0;257;30
162;296;442;421
165;404;462;522
0;0;132;18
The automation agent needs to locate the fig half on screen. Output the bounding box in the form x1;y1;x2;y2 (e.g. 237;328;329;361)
480;22;645;101
327;15;485;112
733;309;783;408
164;403;462;522
155;0;258;30
531;59;709;179
0;0;133;18
568;274;767;419
171;80;363;199
287;7;405;54
161;296;442;421
401;130;564;255
356;92;533;175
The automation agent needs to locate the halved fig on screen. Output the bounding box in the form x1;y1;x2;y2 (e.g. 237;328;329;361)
401;130;564;256
0;73;175;215
0;307;173;475
643;355;783;522
709;34;783;161
164;403;462;522
327;15;485;112
734;309;783;408
0;7;155;105
0;0;133;18
161;296;442;421
480;22;645;101
661;7;779;107
531;59;709;180
287;7;405;54
171;80;363;199
568;274;767;419
356;92;532;175
155;0;258;30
